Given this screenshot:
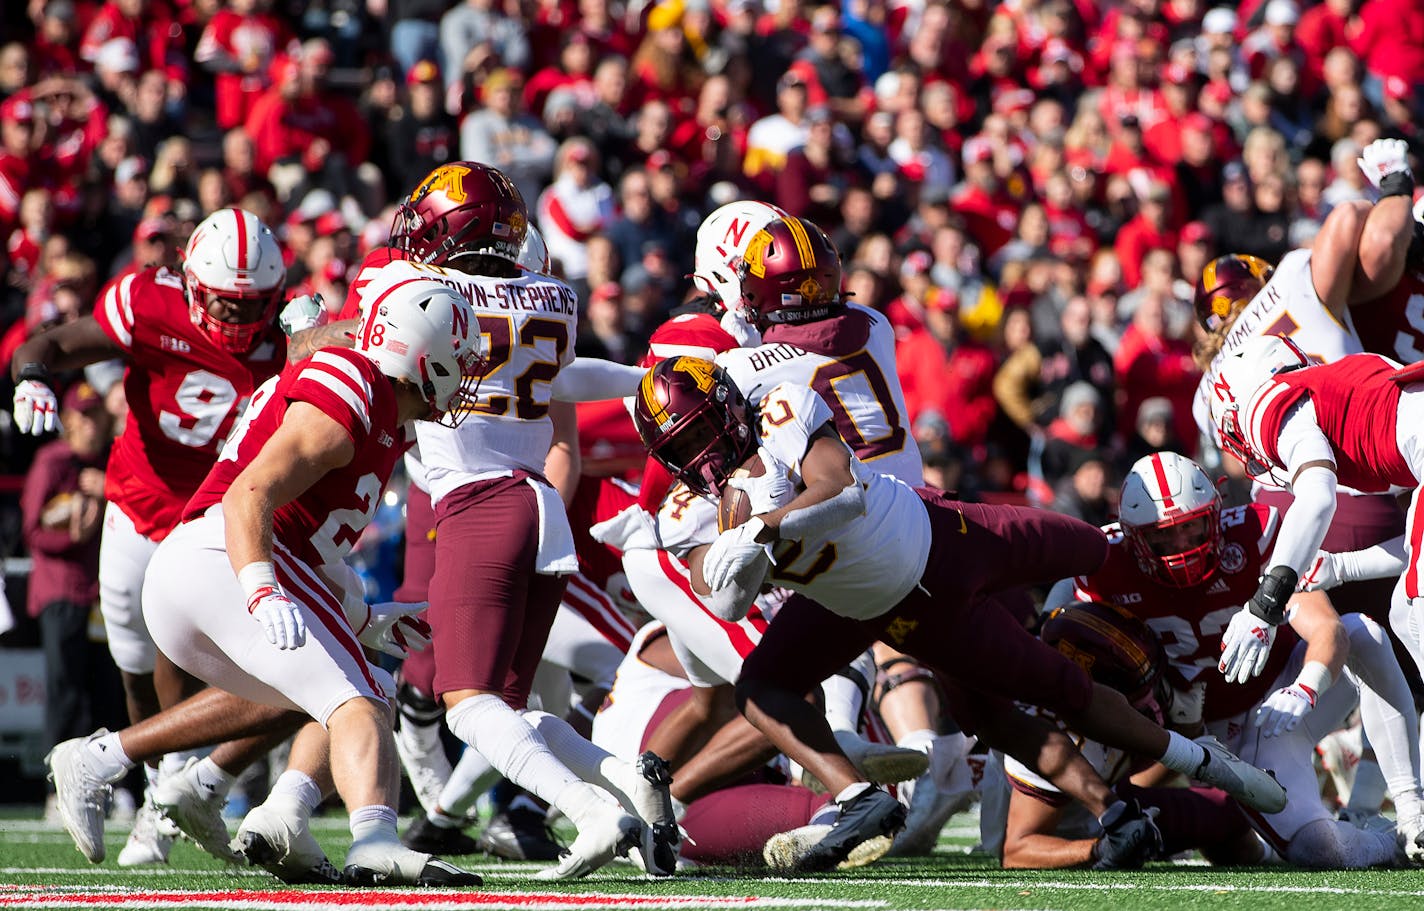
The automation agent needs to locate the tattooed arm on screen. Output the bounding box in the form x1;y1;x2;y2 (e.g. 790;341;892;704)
287;318;359;363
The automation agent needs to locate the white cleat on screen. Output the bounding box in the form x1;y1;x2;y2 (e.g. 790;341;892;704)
1396;814;1424;865
233;797;342;884
627;752;680;877
536;808;643;880
394;720;453;817
1192;735;1287;814
763;824;893;872
800;733;930;792
343;834;483;886
890;752;977;856
152;758;241;863
117;795;176;866
45;731;117;863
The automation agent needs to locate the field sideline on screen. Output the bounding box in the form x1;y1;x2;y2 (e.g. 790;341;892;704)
6;811;1424;910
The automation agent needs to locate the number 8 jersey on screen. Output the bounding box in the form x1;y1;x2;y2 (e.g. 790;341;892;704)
347;257;579;504
93;266;286;540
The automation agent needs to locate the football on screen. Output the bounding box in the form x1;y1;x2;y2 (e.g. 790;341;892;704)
717;451;766;533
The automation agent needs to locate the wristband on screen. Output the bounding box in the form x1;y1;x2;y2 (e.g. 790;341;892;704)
1248;565;1298;626
17;362;50;384
1380;171;1414;199
1295;660;1333;702
237;561;280;603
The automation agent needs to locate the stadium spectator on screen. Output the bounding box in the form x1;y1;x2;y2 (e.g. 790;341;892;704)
896;289;999;449
439;0;531;91
1112;288;1200;455
537;138;615;283
1114;181;1179;291
195;0;299;131
460;67;556;206
382;59;459;195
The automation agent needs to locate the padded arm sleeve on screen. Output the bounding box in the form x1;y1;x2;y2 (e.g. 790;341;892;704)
551;357;647;402
1335;534;1409;584
776;480;867;541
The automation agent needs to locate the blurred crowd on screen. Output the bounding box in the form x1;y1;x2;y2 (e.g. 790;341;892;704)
1;0;1423;525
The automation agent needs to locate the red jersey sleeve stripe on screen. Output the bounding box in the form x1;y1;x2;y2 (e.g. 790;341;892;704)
302;351;374;432
98;274;136;348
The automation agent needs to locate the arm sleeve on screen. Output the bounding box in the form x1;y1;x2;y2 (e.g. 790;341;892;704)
550;357;646;402
1334;534;1409;584
1266;400;1338;574
700;550;771;622
776;479;867;540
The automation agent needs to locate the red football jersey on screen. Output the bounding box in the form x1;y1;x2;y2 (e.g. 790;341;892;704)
185;348;408;569
93;267;286;540
1073;503;1300;722
1351;269;1424;364
336;246;410;322
1248;354;1415;492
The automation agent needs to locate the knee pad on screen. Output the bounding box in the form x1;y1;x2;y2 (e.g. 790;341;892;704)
872;656;944;716
395;677;444;727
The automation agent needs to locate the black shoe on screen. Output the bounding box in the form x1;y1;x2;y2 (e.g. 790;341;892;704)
478;807;564;861
402;814;481;855
794;786;905;873
1090;800;1162;871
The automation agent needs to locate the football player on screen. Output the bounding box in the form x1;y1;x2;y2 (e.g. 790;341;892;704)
47;279;485;885
632;355;1286;871
1049;452;1420;866
13;207;288;865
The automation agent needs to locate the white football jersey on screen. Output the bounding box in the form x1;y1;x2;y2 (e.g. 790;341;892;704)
352;259;578;504
716;304;923;486
753;382;932;620
1193;249;1364;440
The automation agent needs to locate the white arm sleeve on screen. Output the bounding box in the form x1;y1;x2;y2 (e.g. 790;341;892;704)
700;551;770;622
1269;400;1338;575
776;481;867;541
1334;534;1409;584
550;357;647;402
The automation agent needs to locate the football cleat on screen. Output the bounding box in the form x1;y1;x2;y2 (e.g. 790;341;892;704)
1091;800;1163;870
800;733;930;792
777;786;905;873
477;807;563;861
763;824;893;872
343;835;483;887
233;797;342;884
1191;735;1288;814
151;758;241;863
889;747;978;857
45;732;117;863
403;813;481;856
117;795;176;866
535;808;642;880
628;752;680;877
1396;814;1424;865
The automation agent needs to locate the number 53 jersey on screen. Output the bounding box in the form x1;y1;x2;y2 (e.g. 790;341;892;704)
94;266;286;540
350;258;579;505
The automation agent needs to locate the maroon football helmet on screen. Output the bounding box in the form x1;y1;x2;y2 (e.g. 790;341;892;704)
633;355;757;496
1194;254;1275;332
735;216;844;330
1040;601;1166;705
391;162;528;269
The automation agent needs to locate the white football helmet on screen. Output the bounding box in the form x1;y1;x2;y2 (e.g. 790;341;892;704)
1206;334;1316;481
692;200;790;310
183;207;286;353
518;223;551;275
356;279;485;426
1119;452;1222;588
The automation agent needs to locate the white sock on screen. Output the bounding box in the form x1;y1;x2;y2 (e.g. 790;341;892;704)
897;729;937;754
524;710;638;812
821;674;864;734
834;782;872;805
437;747;498;819
86;732;133;781
444;695;577;806
551;779;619;831
1157;731;1207;775
159;748;209;782
270;770;322;814
192;757;236;799
349;804;399;842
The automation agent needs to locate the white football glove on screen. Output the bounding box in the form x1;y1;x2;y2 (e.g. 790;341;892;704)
13;379;60;435
1358;137;1413;190
1298;553;1341;592
247;587;308;650
354;601;432;658
726;447;793;516
1218;605;1277;685
702;517;773;591
1254;683;1317;738
278;293;327;337
720;306;762;348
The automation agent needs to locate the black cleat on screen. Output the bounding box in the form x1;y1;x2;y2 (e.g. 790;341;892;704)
792;786;906;873
402;814;481;855
1090;800;1163;871
478;807;564;861
341;855;483;887
236;829;345;885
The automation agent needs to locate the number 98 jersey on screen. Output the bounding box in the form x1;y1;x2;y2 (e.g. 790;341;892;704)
347;257;579;506
715;303;922;487
93;266;286;540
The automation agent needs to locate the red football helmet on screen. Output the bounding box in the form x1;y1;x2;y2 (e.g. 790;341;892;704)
1040;601;1166;705
1194;254;1275;332
736;216;843;330
391;162;527;269
633;355;756;496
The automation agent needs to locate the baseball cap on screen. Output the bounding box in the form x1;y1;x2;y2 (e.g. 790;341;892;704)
778;71;806;91
134;216;173;244
1386;75;1411;102
1264;0;1299;26
1182;112;1214;134
1180;221;1213;244
962;135;994;165
406;59;440;86
925;287;959;312
994;88;1036;115
1137;396;1174;426
483;67;521;93
1161;62;1192;85
591;282;622;303
647;149;674;171
900;250;933;279
63;381;103;414
1202;8;1238;34
114;156;146;185
806;105;834;125
1222;160;1248;183
43;0;75;18
94;38;139;74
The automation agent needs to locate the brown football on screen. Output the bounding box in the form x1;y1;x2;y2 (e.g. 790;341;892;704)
717;451;766;533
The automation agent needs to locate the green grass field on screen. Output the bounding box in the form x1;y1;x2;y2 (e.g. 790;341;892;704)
6;809;1424;910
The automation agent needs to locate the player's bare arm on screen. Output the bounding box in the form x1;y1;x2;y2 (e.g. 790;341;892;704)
286;317;358;363
1286;591;1349;681
545;400;581;507
1351;138;1416;305
10;316;122;380
1002;792;1095;869
1309;200;1373;317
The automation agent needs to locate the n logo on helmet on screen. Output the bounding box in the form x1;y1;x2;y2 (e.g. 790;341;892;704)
416;164;473;203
